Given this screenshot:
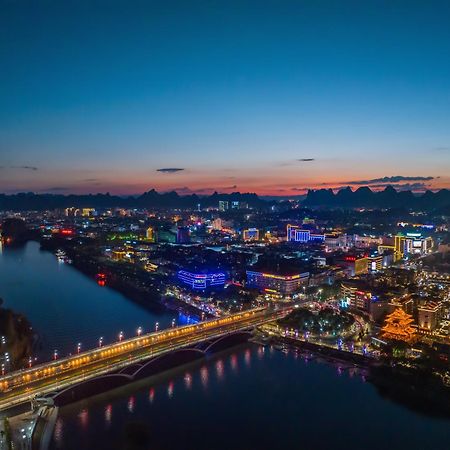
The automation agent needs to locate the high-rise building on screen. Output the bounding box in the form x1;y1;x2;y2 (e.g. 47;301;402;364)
146;226;155;242
219;201;229;211
176;226;190;244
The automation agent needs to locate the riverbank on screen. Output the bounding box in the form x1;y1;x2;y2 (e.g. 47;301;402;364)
0;301;34;370
266;332;450;418
39;237;207;321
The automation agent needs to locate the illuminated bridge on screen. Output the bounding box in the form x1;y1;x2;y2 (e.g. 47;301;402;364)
0;307;289;411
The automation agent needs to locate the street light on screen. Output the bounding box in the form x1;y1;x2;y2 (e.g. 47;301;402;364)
28;357;33;368
119;331;124;342
77;343;82;354
137;327;142;336
99;337;103;348
155;322;159;332
53;350;58;360
171;319;176;328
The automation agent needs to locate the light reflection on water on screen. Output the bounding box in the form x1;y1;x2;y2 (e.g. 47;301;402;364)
0;241;179;359
50;345;392;450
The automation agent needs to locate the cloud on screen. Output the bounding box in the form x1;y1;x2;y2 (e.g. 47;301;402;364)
297;158;315;162
433;147;450;151
370;182;430;191
195;185;237;193
10;165;38;171
41;187;72;192
156;168;185;173
346;175;434;185
291;187;306;191
172;186;194;194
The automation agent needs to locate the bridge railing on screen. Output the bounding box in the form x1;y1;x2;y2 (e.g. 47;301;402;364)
0;306;287;394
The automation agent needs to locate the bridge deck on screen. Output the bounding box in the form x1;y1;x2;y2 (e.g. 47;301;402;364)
0;307;289;411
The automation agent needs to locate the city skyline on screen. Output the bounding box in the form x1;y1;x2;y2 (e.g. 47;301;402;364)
1;0;450;195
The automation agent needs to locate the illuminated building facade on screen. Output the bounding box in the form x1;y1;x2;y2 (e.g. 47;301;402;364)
394;233;433;257
286;224;325;243
418;301;441;333
146;226;155;242
246;270;309;297
219;201;229;212
82;208;95;217
381;308;416;342
243;228;260;241
177;270;226;290
340;281;389;321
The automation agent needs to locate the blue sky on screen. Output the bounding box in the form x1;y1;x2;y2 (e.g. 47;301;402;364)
1;0;449;194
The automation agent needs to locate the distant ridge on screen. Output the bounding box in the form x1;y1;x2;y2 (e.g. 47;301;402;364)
0;186;449;211
303;185;450;210
0;190;264;211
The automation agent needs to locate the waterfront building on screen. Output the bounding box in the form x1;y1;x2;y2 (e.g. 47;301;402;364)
417;301;442;333
177;270;226;290
246;270;309;297
381;308;416;342
340;280;391;322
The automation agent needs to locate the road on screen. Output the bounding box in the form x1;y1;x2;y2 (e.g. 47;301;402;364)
0;307;289;411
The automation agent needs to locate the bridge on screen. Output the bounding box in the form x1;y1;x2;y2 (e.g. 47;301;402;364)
0;306;290;411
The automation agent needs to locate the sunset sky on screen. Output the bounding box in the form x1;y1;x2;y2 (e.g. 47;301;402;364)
1;0;450;196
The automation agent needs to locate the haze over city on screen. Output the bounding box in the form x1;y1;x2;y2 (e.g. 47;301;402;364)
1;0;450;195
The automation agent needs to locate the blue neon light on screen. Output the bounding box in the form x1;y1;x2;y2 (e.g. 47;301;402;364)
177;270;226;290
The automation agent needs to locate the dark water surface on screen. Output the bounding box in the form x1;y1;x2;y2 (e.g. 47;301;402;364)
1;241;449;449
0;241;175;359
50;345;450;450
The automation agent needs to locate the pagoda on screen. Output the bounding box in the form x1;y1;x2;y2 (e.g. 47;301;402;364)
381;308;416;342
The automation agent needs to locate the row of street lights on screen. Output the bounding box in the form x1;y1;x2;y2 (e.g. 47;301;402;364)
48;319;179;363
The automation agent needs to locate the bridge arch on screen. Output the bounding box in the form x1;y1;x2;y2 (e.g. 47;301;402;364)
204;331;253;354
133;348;204;380
53;373;132;406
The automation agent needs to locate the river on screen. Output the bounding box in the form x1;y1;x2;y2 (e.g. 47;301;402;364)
0;241;177;360
1;241;449;449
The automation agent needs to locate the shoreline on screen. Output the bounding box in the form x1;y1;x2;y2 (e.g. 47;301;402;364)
38;238;206;321
267;333;450;418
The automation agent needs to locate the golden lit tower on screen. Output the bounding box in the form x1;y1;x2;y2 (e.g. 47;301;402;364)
381;308;416;342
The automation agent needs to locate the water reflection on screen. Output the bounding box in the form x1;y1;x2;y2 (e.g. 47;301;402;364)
78;409;88;428
104;404;112;426
127;396;135;413
200;365;209;388
148;388;155;404
0;242;174;357
51;344;450;450
184;372;192;390
230;353;238;372
167;381;174;399
215;359;224;381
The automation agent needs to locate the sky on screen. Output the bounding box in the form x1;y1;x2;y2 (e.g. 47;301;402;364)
1;0;450;196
